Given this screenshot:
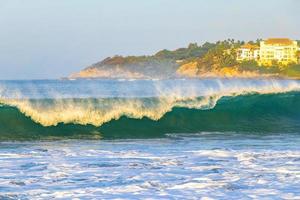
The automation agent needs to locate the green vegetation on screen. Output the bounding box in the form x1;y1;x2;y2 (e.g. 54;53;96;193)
154;42;217;60
234;59;300;78
195;40;239;69
238;60;281;74
282;64;300;78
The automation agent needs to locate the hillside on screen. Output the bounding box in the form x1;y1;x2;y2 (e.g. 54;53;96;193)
70;56;178;79
70;42;217;79
70;39;300;79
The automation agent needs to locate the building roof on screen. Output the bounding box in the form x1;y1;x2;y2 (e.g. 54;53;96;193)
240;44;260;50
264;38;294;45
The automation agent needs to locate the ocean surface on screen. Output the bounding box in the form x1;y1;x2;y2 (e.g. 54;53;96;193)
1;78;300;199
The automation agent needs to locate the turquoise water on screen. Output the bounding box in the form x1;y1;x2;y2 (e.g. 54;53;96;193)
1;78;300;198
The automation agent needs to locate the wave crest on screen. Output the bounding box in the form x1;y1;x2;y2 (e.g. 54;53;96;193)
0;96;220;126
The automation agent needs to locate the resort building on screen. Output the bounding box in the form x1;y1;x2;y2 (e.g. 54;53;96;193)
236;44;260;61
236;38;299;66
259;38;298;65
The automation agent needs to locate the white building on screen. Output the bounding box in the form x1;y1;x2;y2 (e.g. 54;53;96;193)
259;38;298;65
236;44;260;61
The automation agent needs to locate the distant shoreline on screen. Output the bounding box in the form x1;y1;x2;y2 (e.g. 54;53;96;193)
62;75;300;81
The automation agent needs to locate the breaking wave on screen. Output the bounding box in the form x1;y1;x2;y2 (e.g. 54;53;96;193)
1;78;300;140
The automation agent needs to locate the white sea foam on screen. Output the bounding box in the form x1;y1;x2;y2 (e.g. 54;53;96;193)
1;136;300;199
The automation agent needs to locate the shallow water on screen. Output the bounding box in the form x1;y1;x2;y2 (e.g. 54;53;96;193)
1;133;300;199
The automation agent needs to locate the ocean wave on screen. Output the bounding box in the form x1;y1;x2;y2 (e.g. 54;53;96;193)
0;92;299;140
1;79;300;140
1;79;300;127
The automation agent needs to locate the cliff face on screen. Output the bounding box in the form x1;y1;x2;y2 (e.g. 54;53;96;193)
176;62;199;77
175;60;291;79
176;62;268;78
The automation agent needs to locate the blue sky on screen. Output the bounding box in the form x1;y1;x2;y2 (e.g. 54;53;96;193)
0;0;299;79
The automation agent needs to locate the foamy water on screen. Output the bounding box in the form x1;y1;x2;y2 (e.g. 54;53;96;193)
1;133;300;199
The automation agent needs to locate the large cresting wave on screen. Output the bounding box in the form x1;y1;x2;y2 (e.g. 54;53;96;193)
1;79;300;140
